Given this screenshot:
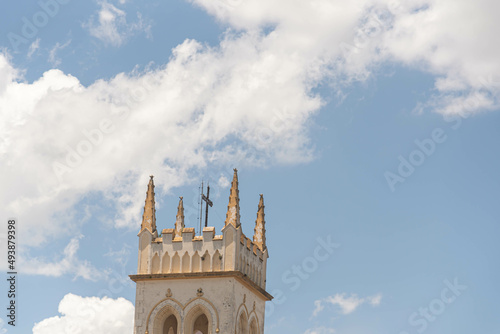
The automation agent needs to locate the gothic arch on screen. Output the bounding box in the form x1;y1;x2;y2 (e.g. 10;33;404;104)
234;303;249;334
145;296;220;334
152;253;160;274
162;252;171;273
164;314;178;334
192;251;201;273
248;313;259;334
213;250;222;272
201;250;211;272
183;302;216;334
172;252;181;273
236;310;248;334
182;252;190;273
192;313;208;334
150;301;182;334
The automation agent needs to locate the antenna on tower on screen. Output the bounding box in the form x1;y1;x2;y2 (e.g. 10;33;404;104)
199;180;204;236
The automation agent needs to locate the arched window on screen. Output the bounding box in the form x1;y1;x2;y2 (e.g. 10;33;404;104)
213;250;222;272
193;314;208;334
237;312;248;334
172;252;180;273
184;304;213;334
151;253;160;274
192;251;201;272
163;314;177;334
249;318;258;334
153;305;180;334
182;252;190;273
201;251;210;272
162;252;170;273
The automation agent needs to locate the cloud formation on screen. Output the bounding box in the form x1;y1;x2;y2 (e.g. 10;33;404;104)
0;23;322;246
0;319;6;334
85;1;151;46
20;236;108;281
27;38;40;58
192;0;500;116
32;294;134;334
48;39;71;67
1;0;500;258
312;293;382;317
304;327;335;334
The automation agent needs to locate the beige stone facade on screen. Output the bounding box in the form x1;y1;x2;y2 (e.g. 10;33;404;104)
130;169;272;334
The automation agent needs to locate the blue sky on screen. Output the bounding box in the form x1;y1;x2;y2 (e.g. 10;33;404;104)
1;0;499;333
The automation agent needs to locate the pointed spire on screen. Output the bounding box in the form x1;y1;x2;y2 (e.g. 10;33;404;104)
174;196;185;238
253;194;267;250
225;168;241;227
141;175;157;233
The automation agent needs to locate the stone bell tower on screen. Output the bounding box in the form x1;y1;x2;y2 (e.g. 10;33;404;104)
130;169;272;334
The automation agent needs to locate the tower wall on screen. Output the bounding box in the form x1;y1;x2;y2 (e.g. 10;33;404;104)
133;276;267;334
137;225;268;290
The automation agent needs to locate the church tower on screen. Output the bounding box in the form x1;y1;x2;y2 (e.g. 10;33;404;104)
130;169;272;334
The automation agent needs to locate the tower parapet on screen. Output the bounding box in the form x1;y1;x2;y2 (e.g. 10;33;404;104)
131;169;272;334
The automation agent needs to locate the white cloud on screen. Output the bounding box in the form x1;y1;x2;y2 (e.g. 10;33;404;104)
32;293;134;334
191;0;500;115
48;39;71;67
367;293;382;306
85;1;151;47
304;327;335;334
104;244;132;266
326;294;364;315
0;318;7;334
0;25;321;246
312;293;382;317
2;0;500;265
218;174;230;189
20;236;108;281
27;38;40;58
311;299;325;318
380;0;500;115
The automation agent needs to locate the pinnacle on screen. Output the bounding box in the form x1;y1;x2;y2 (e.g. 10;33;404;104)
174;196;185;238
253;193;266;250
140;175;157;233
225;168;241;227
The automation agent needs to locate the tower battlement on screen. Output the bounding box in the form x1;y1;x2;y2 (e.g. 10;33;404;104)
134;169;269;291
131;169;271;334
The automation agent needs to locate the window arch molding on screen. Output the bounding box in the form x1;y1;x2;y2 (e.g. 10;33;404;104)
234;303;250;334
151;302;183;334
145;295;220;334
236;309;249;334
183;302;216;334
248;314;259;334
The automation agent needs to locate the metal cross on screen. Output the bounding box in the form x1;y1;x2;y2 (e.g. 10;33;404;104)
201;183;213;228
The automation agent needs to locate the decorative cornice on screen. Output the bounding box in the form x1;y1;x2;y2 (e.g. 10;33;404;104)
129;271;273;301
